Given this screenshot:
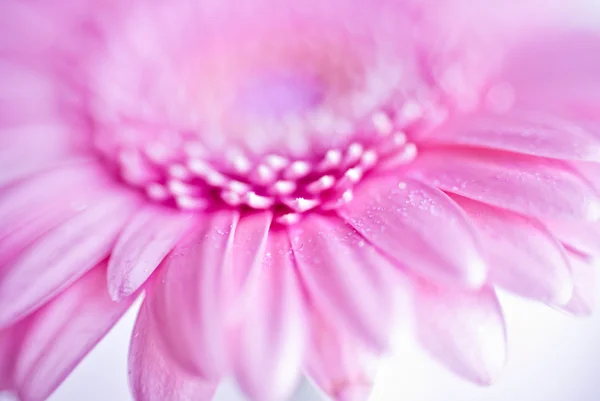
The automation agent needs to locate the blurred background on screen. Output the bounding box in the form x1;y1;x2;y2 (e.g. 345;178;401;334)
2;1;600;401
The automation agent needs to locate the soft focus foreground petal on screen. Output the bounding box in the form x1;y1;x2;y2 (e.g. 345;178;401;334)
423;112;600;161
13;264;135;401
290;215;402;351
410;147;600;222
108;205;197;300
233;230;307;401
339;176;486;288
416;284;506;385
561;252;596;317
306;313;377;401
0;189;140;328
148;210;238;380
129;303;217;401
451;195;573;304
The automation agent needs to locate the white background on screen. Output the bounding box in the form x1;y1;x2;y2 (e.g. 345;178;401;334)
2;1;600;400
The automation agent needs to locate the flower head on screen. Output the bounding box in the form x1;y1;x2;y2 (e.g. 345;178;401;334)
0;1;599;401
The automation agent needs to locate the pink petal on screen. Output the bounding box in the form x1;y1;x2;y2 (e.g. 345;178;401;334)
409;147;600;222
147;210;239;380
233;230;308;401
0;323;26;390
0;163;117;265
423;112;600;161
13;264;135;401
542;219;600;259
561;251;596;316
0;124;89;187
306;312;377;401
226;211;273;322
416;284;506;385
339;176;486;288
0;61;61;127
0;161;109;237
572;160;600;193
499;32;600;120
451;195;573;304
108;205;197;300
290;214;403;351
0;189;139;328
129;303;217;401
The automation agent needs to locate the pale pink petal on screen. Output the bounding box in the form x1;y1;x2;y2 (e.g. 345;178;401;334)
306;312;377;401
0;323;26;390
409;147;600;222
13;264;135;401
129;303;217;401
233;230;308;401
226;211;273;322
542;219;600;259
0;161;109;235
0;124;90;187
416;284;506;385
0;61;61;127
572;161;600;193
561;251;596;317
339;176;486;288
423;112;600;161
0;163;116;264
451;195;573;304
0;190;140;328
108;205;197;300
290;214;403;351
147;210;239;380
499;32;600;120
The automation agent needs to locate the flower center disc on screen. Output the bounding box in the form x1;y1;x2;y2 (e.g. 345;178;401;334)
88;0;432;222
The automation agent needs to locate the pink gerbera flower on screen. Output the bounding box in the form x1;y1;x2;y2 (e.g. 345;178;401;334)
1;1;599;400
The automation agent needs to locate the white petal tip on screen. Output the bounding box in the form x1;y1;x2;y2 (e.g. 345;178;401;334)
335;385;374;401
465;259;488;289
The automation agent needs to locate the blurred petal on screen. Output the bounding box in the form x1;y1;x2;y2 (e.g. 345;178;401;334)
0;190;139;328
13;264;135;401
233;230;307;401
306;313;377;401
499;31;600;119
416;284;506;385
290;215;402;351
410;147;600;222
452;195;573;304
148;210;238;380
561;251;596;317
339;176;486;288
108;205;196;300
423;112;600;161
0;322;26;390
129;303;217;401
